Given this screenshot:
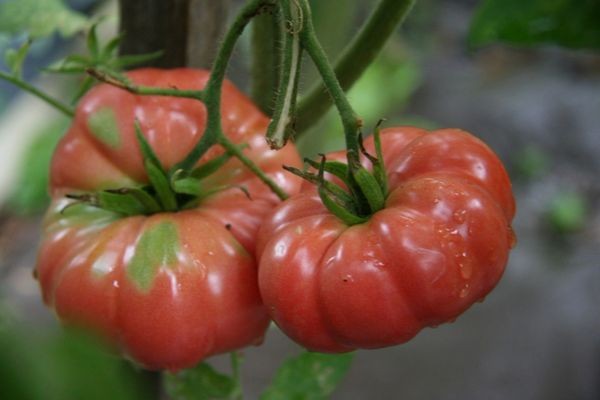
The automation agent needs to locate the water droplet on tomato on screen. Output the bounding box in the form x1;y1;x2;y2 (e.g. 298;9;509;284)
459;283;470;298
453;209;467;223
342;274;354;283
112;280;120;288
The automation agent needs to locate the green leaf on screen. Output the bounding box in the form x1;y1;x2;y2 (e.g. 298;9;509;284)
0;0;89;38
260;352;354;400
164;363;237;400
468;0;600;50
0;321;151;400
7;120;65;214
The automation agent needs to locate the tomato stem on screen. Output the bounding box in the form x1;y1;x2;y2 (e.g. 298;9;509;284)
295;0;416;134
250;8;281;115
0;70;75;117
265;0;303;150
297;0;362;169
176;0;277;173
86;0;290;202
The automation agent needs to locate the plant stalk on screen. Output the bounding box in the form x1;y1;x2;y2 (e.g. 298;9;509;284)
0;71;75;117
295;0;415;134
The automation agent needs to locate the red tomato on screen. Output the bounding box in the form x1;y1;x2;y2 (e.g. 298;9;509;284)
257;126;516;352
36;68;302;370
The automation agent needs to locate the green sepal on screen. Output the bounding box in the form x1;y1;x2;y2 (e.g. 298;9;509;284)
359;121;388;196
171;177;203;196
101;33;124;60
145;160;177;212
71;76;95;104
189;147;239;180
304;158;349;181
134;122;177;211
107;187;161;214
96;191;146;216
66;191;146;217
4;39;31;78
352;166;385;214
283;165;355;207
180;184;251;210
86;21;100;58
112;51;163;69
318;185;367;226
134;121;164;172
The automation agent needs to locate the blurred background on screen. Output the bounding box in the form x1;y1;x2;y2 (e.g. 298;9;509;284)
0;0;599;399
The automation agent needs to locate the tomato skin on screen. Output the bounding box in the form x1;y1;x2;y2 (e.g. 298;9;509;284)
257;126;515;352
36;69;302;370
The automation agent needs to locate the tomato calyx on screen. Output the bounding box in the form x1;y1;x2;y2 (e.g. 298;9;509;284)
285;124;388;225
63;122;250;217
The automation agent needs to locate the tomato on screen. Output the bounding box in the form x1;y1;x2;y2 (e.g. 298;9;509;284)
257;126;516;352
36;68;302;370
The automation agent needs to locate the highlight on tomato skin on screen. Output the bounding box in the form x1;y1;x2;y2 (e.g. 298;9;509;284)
35;68;302;371
257;126;516;353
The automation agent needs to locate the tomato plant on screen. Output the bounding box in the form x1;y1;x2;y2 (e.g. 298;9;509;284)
257;126;516;352
35;68;302;370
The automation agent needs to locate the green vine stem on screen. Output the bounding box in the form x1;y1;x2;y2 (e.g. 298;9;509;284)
265;0;303;149
250;9;281;115
295;0;416;134
297;0;362;167
87;0;288;201
86;69;205;101
173;0;276;173
0;70;75;117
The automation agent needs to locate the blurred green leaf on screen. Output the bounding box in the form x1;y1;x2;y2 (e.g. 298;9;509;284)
348;56;421;123
0;321;151;400
4;39;31;78
164;363;238;400
469;0;600;50
0;0;89;38
547;192;588;234
260;352;354;400
7;120;65;214
513;145;549;180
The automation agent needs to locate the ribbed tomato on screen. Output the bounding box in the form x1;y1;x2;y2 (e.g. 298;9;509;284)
257;126;515;352
36;68;301;370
